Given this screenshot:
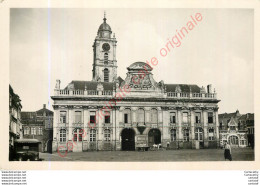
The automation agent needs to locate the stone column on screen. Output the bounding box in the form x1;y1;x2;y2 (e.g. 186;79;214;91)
68;107;73;141
97;107;103;150
177;108;183;148
190;109;195;141
203;110;208;148
162;108;170;147
132;107;137;123
158;108;163;124
83;107;89;151
215;108;220;147
177;109;183;141
145;107;150;124
115;107;121;150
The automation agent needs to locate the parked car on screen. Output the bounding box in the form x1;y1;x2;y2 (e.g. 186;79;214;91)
14;139;41;161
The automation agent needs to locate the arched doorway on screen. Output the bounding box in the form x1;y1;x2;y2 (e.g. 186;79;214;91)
121;128;135;151
229;135;239;147
46;139;53;153
148;129;161;147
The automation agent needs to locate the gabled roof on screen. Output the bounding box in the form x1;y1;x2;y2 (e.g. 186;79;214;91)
165;84;201;93
36;108;53;115
228;117;238;126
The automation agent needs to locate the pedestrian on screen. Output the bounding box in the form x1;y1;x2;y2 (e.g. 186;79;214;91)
224;141;232;161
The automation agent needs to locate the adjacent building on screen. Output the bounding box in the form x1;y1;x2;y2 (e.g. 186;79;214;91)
9;85;23;147
218;110;254;148
238;113;254;148
21;104;53;153
51;15;220;152
9;85;23;160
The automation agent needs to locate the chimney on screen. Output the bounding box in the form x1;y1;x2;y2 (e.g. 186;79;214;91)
43;104;46;109
207;84;212;93
55;79;61;90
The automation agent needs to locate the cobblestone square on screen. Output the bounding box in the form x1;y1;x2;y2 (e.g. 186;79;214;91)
40;148;254;161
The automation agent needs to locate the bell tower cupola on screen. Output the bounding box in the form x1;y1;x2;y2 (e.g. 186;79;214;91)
92;12;117;82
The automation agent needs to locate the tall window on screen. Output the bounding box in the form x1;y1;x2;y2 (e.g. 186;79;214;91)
170;129;176;141
124;114;128;123
104;68;109;82
90;129;96;142
183;129;189;142
137;109;145;123
24;127;30;135
170;112;176;123
74;111;82;123
73;128;82;142
195;128;203;141
124;109;131;123
220;122;223;130
208;129;214;140
31;127;36;135
60;129;66;142
105;112;110;124
183;112;188;123
60;111;67;123
195;112;201;123
208;112;213;123
38;127;43;135
150;109;158;123
90;111;96;124
104;129;111;141
104;53;108;65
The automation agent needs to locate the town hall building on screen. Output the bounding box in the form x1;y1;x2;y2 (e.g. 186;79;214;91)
51;14;220;152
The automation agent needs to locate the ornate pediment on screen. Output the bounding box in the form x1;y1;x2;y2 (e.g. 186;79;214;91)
97;83;104;91
129;74;153;90
175;85;182;93
67;83;74;90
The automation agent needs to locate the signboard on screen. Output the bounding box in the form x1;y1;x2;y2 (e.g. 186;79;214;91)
136;135;148;147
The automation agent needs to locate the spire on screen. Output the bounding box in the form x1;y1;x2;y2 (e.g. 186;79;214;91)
103;11;107;22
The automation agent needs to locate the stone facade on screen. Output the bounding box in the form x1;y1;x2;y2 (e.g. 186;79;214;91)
51;15;220;152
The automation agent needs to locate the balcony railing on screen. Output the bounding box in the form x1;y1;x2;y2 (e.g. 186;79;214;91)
167;92;217;99
54;89;113;97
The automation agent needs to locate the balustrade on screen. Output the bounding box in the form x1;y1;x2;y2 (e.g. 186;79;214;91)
54;89;113;96
167;92;217;99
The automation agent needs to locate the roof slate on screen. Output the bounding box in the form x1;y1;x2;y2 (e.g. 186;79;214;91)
165;84;201;93
64;80;201;93
65;81;115;91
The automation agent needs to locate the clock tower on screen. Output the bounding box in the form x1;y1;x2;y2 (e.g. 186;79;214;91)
92;13;117;82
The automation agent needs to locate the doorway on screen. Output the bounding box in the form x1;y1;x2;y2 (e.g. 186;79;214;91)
148;129;161;147
121;128;135;151
229;135;239;147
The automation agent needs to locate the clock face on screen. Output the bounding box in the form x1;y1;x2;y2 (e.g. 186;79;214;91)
102;43;110;51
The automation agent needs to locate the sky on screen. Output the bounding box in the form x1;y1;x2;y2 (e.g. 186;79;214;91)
10;8;254;114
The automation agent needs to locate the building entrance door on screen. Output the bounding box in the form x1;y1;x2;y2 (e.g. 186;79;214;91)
148;129;161;147
121;128;135;151
229;135;239;147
